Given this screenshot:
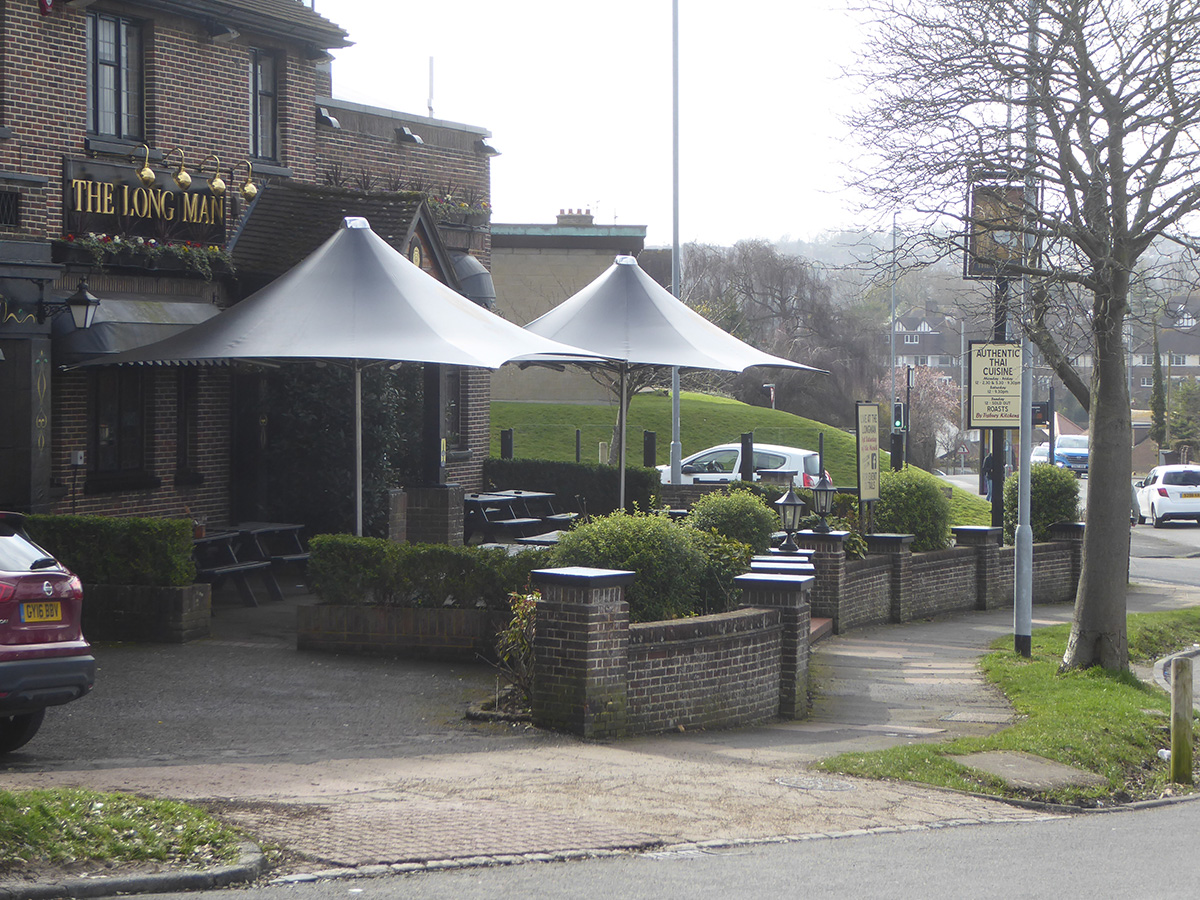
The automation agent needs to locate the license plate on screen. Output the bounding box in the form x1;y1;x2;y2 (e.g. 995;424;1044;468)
1182;492;1200;499
21;601;61;623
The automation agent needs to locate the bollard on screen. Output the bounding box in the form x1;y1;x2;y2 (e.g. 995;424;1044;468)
576;429;582;463
1170;656;1194;785
643;430;656;468
500;428;513;459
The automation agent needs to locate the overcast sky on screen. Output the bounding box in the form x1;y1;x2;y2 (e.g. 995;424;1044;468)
320;1;870;247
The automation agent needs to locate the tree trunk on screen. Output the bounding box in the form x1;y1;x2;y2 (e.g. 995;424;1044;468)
1062;286;1131;671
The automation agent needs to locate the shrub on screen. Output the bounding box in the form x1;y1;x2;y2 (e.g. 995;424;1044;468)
550;510;707;622
24;515;195;586
1002;463;1080;544
874;467;952;551
687;489;777;553
683;526;755;614
493;590;537;705
308;535;550;608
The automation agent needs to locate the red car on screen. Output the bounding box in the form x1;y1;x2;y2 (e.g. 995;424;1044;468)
0;512;95;753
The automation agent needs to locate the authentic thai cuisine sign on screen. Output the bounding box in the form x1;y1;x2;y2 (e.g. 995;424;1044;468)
61;159;226;247
969;341;1024;427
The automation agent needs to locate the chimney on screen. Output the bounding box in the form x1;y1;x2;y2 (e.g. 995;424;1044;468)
556;208;594;227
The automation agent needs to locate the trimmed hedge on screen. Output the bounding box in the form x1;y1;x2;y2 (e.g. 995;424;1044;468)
24;515;195;586
1002;463;1081;544
483;457;660;516
308;535;551;608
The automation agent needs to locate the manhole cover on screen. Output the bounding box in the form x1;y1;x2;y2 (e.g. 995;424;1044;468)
775;776;856;792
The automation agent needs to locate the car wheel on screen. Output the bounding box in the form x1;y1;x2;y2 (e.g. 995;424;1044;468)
1152;506;1165;528
0;709;46;754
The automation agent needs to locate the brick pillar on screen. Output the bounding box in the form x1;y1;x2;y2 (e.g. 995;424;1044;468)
794;531;847;632
530;566;633;740
406;484;464;545
387;488;407;544
1048;521;1085;593
736;572;812;719
867;533;915;622
953;526;1004;609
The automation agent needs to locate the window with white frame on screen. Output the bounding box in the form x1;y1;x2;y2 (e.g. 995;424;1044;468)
904;334;920;344
1171;353;1187;367
1141;377;1154;387
86;12;143;139
1140;354;1156;366
1179;310;1197;328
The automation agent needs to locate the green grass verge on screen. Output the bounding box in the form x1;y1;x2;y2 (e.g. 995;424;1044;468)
0;789;242;874
491;392;989;524
814;612;1199;805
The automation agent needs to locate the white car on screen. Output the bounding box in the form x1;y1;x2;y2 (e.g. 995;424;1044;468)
1031;443;1050;465
1135;464;1200;527
657;442;825;487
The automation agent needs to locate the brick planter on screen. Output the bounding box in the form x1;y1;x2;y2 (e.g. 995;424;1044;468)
297;604;508;661
82;583;211;643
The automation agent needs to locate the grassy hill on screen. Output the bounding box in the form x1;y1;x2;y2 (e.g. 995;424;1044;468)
490;392;990;525
491;392;865;481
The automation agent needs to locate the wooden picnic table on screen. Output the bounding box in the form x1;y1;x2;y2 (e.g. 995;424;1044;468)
193;530;278;606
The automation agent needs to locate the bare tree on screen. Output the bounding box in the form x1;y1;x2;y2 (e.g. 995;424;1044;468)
682;241;884;426
848;0;1200;670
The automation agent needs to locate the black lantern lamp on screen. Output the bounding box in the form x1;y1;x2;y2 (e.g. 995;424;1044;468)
775;487;805;553
811;471;835;534
37;279;100;329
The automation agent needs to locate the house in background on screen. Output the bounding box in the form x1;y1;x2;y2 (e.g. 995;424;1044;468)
0;1;496;541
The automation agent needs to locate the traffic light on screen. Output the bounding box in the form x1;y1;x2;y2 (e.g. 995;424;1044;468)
893;401;906;431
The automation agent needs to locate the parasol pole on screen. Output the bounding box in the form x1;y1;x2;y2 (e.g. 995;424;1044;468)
618;362;628;510
355;359;364;537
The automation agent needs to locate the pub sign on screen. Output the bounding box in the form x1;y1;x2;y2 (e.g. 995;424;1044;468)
62;159;226;247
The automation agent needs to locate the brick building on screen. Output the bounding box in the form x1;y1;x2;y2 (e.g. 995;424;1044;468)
490;209;646;404
0;1;497;528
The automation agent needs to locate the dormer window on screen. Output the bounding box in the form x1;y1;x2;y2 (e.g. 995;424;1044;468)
1178;309;1197;328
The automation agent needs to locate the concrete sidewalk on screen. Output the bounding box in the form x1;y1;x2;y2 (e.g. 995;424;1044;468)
3;581;1198;892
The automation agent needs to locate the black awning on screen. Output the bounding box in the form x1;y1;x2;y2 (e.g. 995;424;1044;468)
54;296;219;364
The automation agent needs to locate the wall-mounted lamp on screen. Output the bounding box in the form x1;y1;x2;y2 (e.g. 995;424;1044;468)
396;126;424;145
475;139;500;157
207;20;240;43
200;154;226;196
133;144;156;187
37;279;100;330
237;161;258;202
164;147;191;190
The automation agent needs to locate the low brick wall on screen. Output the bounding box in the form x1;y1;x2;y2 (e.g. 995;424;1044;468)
530;567;812;739
627;609;782;734
83;583;211;643
798;524;1084;633
297;604;508;661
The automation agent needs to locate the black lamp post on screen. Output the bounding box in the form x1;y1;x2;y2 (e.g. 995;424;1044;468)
775;487;805;553
811;471;835;534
